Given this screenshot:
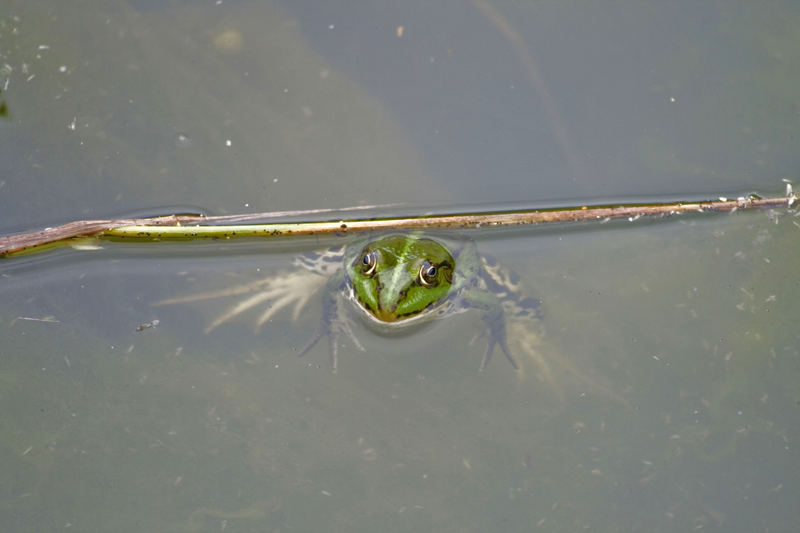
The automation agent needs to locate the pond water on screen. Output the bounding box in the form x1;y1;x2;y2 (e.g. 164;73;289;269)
1;1;799;532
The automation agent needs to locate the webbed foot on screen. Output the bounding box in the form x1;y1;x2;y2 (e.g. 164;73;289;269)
473;307;520;371
297;286;364;373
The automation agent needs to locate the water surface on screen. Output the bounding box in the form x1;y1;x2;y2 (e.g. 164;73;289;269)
1;1;799;531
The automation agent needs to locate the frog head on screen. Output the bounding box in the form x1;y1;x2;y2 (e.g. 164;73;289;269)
347;234;455;323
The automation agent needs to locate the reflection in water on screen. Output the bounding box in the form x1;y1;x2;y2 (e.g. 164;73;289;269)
471;0;586;181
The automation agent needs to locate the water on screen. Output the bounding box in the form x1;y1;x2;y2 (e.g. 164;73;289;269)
1;1;799;531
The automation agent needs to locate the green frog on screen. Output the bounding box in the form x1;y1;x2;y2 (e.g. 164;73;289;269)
156;233;546;376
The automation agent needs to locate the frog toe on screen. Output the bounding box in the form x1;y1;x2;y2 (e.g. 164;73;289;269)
297;314;364;373
475;308;518;371
479;335;519;371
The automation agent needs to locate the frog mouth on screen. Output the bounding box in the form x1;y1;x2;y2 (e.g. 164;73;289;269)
374;308;401;322
366;299;428;323
372;307;426;323
354;299;429;327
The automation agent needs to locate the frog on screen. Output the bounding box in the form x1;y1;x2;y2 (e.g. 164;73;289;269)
155;233;547;376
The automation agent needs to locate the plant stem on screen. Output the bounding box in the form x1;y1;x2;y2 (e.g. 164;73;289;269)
1;192;796;258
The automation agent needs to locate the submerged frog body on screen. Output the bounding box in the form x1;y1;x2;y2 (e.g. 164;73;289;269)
156;234;545;375
297;234;543;372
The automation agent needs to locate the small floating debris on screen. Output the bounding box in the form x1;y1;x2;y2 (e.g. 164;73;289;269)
136;319;160;332
17;316;59;323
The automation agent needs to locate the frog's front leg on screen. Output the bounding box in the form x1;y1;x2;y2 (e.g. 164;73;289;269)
479;301;519;371
450;241;518;371
298;274;364;373
459;289;519;371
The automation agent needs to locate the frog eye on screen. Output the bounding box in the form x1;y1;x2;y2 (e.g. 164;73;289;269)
360;250;378;276
418;261;438;287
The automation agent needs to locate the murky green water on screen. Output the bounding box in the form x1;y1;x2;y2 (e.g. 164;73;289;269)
2;1;799;532
3;213;798;532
